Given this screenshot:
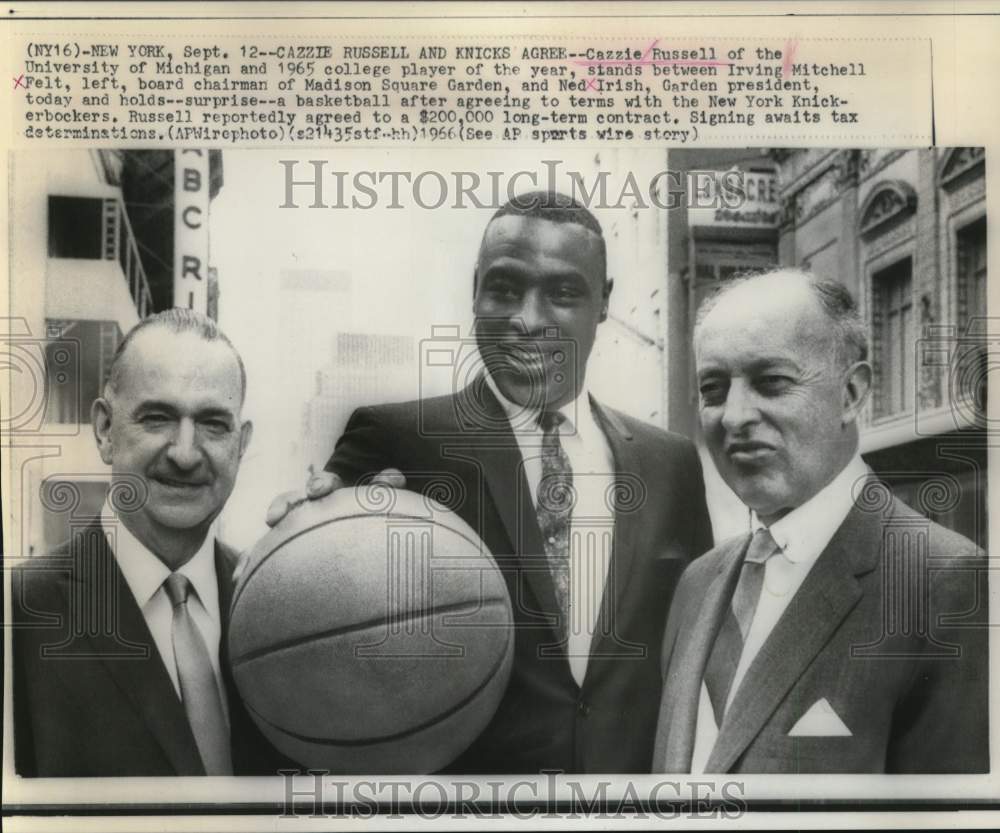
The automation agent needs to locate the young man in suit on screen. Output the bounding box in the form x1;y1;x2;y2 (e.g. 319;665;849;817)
13;309;276;776
653;269;988;774
268;192;714;773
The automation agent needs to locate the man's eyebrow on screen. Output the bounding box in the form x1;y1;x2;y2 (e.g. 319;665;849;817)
543;271;590;286
195;407;237;422
132;400;178;416
696;357;802;379
746;357;802;373
131;401;236;421
480;260;527;279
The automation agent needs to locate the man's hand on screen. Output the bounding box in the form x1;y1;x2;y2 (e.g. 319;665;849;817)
265;468;407;527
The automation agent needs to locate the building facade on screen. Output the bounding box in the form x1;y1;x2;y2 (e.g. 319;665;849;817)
6;149;223;555
667;147;987;544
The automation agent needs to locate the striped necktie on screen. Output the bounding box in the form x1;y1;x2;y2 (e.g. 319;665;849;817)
163;572;232;775
703;528;780;725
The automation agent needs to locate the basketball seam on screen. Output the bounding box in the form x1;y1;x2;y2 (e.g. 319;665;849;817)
239;636;514;748
230;597;511;667
231;509;489;612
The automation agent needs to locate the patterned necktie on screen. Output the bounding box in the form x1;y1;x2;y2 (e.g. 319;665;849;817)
536;410;574;644
703;528;780;725
163;573;232;775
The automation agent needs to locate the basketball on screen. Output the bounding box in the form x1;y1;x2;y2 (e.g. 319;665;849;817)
228;485;514;774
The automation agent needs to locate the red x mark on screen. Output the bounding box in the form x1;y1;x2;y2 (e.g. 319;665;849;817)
13;74;25;90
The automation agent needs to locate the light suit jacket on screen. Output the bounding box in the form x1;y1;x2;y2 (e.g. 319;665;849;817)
653;493;988;773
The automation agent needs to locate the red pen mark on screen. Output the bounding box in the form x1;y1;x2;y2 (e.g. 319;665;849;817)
12;73;25;90
783;39;798;76
585;77;599;91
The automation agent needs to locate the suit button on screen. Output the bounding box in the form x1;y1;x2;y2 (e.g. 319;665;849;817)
577;700;590;717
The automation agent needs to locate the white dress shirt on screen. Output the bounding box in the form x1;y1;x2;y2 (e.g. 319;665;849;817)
102;500;226;706
485;374;616;687
690;454;869;772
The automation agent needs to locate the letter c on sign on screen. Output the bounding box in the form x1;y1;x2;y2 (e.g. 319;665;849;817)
182;205;202;230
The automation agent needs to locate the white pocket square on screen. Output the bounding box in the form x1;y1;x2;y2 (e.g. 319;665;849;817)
788;697;852;737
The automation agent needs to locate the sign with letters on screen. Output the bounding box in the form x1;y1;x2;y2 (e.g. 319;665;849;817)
688;169;780;229
173;148;210;311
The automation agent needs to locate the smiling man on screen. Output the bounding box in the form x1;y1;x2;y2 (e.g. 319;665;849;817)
267;191;714;773
471;202;610;414
13;309;282;776
653;269;988;774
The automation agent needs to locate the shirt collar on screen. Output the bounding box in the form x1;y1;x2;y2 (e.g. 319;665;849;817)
102;498;220;620
483;370;595;440
754;454;870;565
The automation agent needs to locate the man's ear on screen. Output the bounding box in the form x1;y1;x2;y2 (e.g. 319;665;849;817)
842;360;873;424
238;419;254;458
91;397;114;465
599;278;614;322
472;266;480;308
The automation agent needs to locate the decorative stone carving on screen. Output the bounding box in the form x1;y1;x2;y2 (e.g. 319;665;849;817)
858;149;906;182
858;180;917;239
938;147;985;190
780;193;799;228
836;150;860;188
797;166;841;225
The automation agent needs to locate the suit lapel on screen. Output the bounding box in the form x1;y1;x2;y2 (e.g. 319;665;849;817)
216;542;238;697
658;537;746;771
70;523;205;775
459;381;561;630
705;503;884;772
586;399;639;661
215;541;237;640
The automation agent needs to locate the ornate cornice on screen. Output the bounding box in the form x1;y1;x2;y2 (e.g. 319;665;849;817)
858;180;917;239
938;147;985;191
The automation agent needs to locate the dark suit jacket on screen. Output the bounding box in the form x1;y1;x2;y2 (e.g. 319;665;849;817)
12;522;284;777
653;492;989;773
326;378;714;773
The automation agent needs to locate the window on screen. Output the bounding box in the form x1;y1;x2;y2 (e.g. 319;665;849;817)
956;217;987;410
874;258;914;418
958;217;987;320
47;196;107;259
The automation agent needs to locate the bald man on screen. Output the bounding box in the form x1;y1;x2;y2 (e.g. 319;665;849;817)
13;309;286;776
653;270;988;774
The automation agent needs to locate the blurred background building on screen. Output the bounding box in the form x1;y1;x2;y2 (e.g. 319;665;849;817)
667;148;987;544
210;148;675;549
7;149;222;554
9;147;985;555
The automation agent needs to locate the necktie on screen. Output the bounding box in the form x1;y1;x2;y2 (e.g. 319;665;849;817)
536;411;574;645
163;572;232;775
703;528;779;726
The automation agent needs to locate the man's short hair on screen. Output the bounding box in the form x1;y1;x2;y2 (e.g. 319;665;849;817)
104;308;247;403
695;268;869;367
485;190;607;275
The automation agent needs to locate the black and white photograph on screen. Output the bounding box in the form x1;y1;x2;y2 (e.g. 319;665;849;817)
3;145;990;793
1;3;998;830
